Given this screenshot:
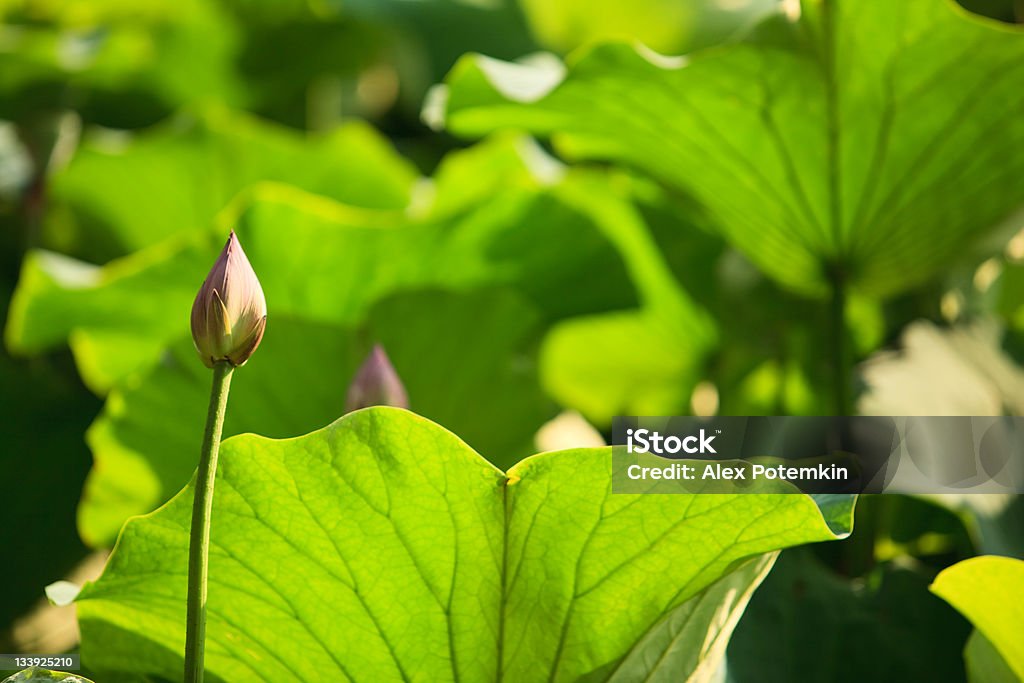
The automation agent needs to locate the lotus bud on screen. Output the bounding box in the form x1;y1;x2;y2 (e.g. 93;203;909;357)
346;344;409;412
190;232;267;368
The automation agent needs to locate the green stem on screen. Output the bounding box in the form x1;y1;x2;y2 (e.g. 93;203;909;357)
830;274;851;417
184;361;234;683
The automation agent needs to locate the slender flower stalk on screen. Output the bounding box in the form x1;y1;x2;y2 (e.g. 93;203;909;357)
184;232;266;683
184;360;232;683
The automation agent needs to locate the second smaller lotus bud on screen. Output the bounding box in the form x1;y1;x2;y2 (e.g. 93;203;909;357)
190;231;267;369
346;344;409;412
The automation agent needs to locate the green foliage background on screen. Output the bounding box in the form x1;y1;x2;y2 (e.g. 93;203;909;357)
1;0;1022;680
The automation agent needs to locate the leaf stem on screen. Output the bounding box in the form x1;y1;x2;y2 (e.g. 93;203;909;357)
829;272;851;417
184;360;234;683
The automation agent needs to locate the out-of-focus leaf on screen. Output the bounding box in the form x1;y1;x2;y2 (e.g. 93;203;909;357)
13;146;672;544
7;132;715;544
368;289;552;460
727;549;972;683
965;630;1018;683
428;133;564;215
440;0;1024;296
76;408;854;682
517;0;777;55
0;0;243;127
338;0;539;96
7;136;644;392
539;172;715;424
230;14;390;128
997;262;1024;331
40;112;419;261
931;556;1024;681
5;242;212;392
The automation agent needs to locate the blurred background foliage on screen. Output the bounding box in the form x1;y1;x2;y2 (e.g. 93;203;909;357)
1;0;1023;680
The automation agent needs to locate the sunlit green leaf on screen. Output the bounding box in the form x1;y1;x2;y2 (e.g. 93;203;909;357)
440;0;1024;296
0;0;241;127
76;408;853;682
931;555;1024;681
517;0;777;55
42;111;418;260
538;173;715;424
7;138;644;392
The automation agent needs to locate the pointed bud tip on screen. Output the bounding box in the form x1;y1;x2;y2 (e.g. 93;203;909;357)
191;231;267;368
345;344;409;412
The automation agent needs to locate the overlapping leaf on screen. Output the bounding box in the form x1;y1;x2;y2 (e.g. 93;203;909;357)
0;0;241;126
439;0;1024;296
7;133;643;391
76;407;854;682
39;111;418;261
540;174;715;423
931;556;1024;681
516;0;777;55
7;127;714;544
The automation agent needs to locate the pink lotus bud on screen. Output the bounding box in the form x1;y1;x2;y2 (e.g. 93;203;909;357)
190;232;267;368
346;345;409;411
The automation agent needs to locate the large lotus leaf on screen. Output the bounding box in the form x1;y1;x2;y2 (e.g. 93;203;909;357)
439;0;1024;297
931;556;1024;681
75;407;854;682
79;288;551;547
41;111;418;261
